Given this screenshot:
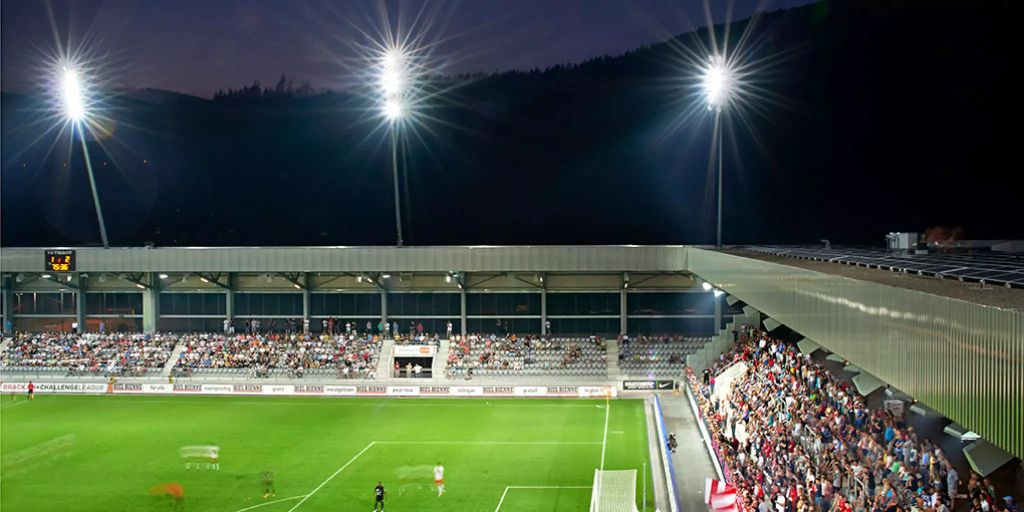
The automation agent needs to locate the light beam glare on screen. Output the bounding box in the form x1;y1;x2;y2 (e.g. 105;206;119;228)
60;66;87;122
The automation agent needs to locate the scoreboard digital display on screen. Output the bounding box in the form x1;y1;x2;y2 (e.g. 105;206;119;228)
45;250;76;272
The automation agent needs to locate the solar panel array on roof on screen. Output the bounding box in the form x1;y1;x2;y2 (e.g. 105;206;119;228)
743;246;1024;288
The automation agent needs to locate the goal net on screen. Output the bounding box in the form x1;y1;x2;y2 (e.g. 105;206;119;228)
589;469;639;512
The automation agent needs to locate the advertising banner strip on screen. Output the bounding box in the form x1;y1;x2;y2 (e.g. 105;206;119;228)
513;386;548;396
393;345;437;357
449;386;484;396
0;382;615;399
386;386;421;396
622;380;676;391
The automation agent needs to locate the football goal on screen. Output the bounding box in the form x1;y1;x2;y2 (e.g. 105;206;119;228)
589;469;639;512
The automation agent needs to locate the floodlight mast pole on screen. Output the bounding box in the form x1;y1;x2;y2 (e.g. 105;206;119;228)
77;124;109;248
390;127;404;247
716;109;723;248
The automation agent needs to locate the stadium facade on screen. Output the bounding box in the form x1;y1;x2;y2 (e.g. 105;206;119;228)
1;245;1022;460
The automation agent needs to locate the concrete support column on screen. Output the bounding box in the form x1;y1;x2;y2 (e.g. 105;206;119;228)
143;272;160;333
302;273;311;324
620;289;628;335
460;288;467;336
714;292;723;335
225;274;235;325
540;288;547;335
2;276;14;334
380;290;388;328
76;277;87;334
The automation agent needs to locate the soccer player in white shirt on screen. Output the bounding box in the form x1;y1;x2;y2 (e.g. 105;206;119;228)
433;462;445;496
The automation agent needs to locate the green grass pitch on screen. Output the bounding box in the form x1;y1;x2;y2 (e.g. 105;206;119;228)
1;395;655;511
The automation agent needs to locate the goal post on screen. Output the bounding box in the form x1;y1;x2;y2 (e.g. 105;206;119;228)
589;469;639;512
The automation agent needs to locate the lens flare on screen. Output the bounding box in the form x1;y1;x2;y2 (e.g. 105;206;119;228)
61;66;87;122
702;55;733;110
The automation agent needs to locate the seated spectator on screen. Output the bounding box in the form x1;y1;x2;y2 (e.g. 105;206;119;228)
686;331;1014;512
2;332;177;376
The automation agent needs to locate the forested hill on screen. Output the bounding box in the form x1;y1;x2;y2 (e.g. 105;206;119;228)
1;0;1016;247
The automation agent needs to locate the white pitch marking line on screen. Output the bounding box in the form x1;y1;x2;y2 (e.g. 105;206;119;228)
509;486;592;489
495;486;593;511
233;494;308;512
376;441;602;445
495;486;512;512
1;400;29;410
288;442;376;511
600;396;610;470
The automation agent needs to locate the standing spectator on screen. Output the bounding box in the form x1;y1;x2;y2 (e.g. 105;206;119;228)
98;320;106;334
446;321;453;339
252;318;261;333
417;322;424;336
322;318;328;333
303;317;310;334
947;467;959;507
394;321;401;336
345;321;352;335
544;319;551;335
366;320;372;334
223;318;231;334
327;317;335;335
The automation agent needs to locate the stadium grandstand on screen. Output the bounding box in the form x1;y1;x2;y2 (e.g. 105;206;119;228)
2;244;1021;512
2;1;1021;510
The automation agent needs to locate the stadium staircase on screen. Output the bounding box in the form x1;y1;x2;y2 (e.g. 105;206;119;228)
375;338;395;378
161;343;187;379
432;338;451;379
605;338;621;380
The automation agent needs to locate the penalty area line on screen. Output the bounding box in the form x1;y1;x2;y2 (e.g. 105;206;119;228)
600;396;610;470
288;441;376;511
233;494;308;512
376;440;602;445
495;486;593;512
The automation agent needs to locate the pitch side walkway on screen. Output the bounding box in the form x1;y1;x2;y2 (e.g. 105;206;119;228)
660;394;718;512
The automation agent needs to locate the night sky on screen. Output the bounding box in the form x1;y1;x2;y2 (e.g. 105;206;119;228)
1;0;1019;248
1;0;812;98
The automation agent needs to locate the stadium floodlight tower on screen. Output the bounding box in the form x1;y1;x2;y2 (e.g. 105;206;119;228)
380;47;410;247
60;64;110;248
702;54;735;248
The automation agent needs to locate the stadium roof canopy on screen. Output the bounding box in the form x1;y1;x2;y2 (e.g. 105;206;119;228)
1;244;1022;458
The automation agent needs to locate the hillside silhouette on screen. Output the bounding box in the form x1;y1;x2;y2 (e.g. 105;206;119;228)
1;0;1017;247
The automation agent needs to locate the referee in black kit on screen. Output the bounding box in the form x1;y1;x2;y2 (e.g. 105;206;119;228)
373;481;386;511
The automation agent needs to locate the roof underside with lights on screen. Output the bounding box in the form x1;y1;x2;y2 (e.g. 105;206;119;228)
2;244;1022;456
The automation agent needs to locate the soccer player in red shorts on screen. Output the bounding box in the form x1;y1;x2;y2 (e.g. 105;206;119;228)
433;462;445;497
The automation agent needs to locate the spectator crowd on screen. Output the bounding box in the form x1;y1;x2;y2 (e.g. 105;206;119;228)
689;329;1017;512
618;334;703;366
175;333;380;379
1;332;177;376
446;333;606;377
